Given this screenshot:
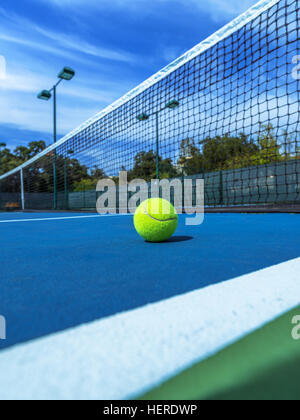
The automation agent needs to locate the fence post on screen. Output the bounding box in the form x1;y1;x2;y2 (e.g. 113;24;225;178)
20;168;25;210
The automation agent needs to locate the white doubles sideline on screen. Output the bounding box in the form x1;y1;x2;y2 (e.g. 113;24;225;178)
0;214;131;223
0;257;299;400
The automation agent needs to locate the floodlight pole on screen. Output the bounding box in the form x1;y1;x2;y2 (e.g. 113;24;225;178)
64;150;73;210
52;80;61;210
155;112;160;180
20;168;25;210
50;79;63;210
0;143;5;196
53;84;57;144
37;67;75;210
64;156;68;209
137;100;179;180
53;83;58;210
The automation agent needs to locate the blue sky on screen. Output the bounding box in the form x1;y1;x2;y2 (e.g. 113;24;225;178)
0;0;257;151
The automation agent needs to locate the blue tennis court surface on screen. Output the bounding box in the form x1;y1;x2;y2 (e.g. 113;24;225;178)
0;212;300;399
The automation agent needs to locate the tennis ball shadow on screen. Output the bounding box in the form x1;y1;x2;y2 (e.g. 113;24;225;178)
146;236;194;244
167;235;194;243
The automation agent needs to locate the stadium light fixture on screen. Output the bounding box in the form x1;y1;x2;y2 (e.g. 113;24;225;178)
37;90;52;101
137;113;149;122
166;100;180;110
58;67;75;81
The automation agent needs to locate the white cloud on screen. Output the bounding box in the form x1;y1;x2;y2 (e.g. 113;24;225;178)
0;91;101;134
0;64;132;136
0;72;49;93
0;71;121;103
189;0;258;22
0;0;260;141
31;26;134;63
0;33;81;63
38;0;258;22
0;5;137;137
0;7;134;63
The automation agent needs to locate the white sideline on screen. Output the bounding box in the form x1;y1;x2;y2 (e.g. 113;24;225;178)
0;214;133;223
0;257;299;400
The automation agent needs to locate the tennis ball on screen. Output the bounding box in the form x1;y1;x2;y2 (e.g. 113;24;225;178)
134;198;178;242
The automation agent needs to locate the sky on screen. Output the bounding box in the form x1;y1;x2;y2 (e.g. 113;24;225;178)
0;0;258;151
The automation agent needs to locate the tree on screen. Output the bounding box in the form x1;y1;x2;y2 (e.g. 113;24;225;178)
14;141;46;162
178;138;205;175
127;150;178;181
178;125;285;174
73;178;98;192
72;166;106;192
201;133;260;171
0;142;8;175
0;140;107;194
253;123;282;164
178;134;259;174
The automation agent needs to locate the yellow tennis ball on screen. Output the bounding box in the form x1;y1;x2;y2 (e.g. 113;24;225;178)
134;198;178;242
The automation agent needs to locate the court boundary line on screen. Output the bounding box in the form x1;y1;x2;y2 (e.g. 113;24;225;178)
0;214;132;223
0;257;299;400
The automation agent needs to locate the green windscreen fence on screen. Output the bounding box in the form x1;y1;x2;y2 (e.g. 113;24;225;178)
0;0;299;211
0;171;22;211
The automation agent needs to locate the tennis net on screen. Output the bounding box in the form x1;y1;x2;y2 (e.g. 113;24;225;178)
0;0;299;212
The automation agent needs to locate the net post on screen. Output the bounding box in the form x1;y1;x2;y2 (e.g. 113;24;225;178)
20;168;25;210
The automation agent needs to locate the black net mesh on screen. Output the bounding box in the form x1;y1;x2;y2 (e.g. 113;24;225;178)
0;0;299;211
